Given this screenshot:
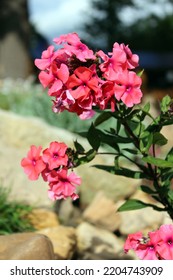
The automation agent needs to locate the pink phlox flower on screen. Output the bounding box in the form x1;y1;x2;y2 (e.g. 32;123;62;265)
53;32;81;45
124;231;143;253
42;141;68;170
156;224;173;260
135;231;160;260
97;45;126;81
47;168;81;200
118;43;139;69
78;109;96;120
67;66;99;100
21;145;46;180
52;90;75;113
38;70;54;88
114;70;142;107
48;63;69;96
54;32;95;62
41;165;51;182
66;66;102;118
99;81;116;111
34;45;57;70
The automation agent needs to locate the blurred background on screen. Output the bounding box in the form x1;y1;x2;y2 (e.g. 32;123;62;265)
0;0;173;131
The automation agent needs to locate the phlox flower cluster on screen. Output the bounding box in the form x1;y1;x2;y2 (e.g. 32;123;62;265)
124;224;173;260
21;142;81;200
35;32;142;119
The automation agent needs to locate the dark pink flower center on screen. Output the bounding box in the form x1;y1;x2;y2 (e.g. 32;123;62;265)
32;158;36;166
148;245;155;250
77;43;86;51
167;238;173;246
82;82;87;87
126;84;132;93
53;153;59;159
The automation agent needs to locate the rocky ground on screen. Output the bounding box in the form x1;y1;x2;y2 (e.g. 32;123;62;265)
0;108;172;260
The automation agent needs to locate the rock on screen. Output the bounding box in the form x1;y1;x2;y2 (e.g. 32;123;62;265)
77;157;139;207
76;222;130;260
118;200;164;235
26;208;60;230
57;198;82;227
37;226;76;260
0;232;55;260
83;191;121;232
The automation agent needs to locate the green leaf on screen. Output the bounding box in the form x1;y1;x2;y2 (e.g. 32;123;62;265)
143;102;150;113
139;103;152;122
168;190;173;201
138;185;156;194
118;199;152;211
127;109;141;119
137;69;144;77
160;95;171;113
153;132;168;146
86;149;97;161
73;140;85;153
139;131;153;153
100;130;133;144
93;165;150;179
165;147;173;162
162;119;173;126
167;190;173;206
142;156;173;168
76;149;96;166
87;123;100;151
122;148;139;155
126;120;144;137
94;112;112;126
118;199;164;212
116;119;121;134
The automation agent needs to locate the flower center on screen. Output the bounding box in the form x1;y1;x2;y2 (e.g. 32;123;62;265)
149;245;154;250
53;153;59;159
32;159;36;166
167;239;173;245
126;84;132;93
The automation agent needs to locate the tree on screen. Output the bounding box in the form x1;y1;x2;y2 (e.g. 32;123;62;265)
82;0;173;52
126;13;173;52
82;0;134;51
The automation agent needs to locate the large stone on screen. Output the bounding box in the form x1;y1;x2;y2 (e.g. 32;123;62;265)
37;226;76;260
77;159;139;207
0;232;55;260
83;191;121;232
118;201;164;235
117;189;165;235
26;208;60;230
57;198;82;227
76;222;132;260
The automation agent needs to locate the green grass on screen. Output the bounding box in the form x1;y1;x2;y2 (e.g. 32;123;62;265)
0;186;35;235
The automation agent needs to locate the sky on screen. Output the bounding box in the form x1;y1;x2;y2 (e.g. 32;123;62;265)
28;0;91;43
28;0;173;44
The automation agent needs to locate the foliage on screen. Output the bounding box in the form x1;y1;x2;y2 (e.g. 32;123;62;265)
82;0;134;50
0;186;35;235
82;0;173;52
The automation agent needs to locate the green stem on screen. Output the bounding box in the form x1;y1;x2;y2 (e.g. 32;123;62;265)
116;106;173;219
